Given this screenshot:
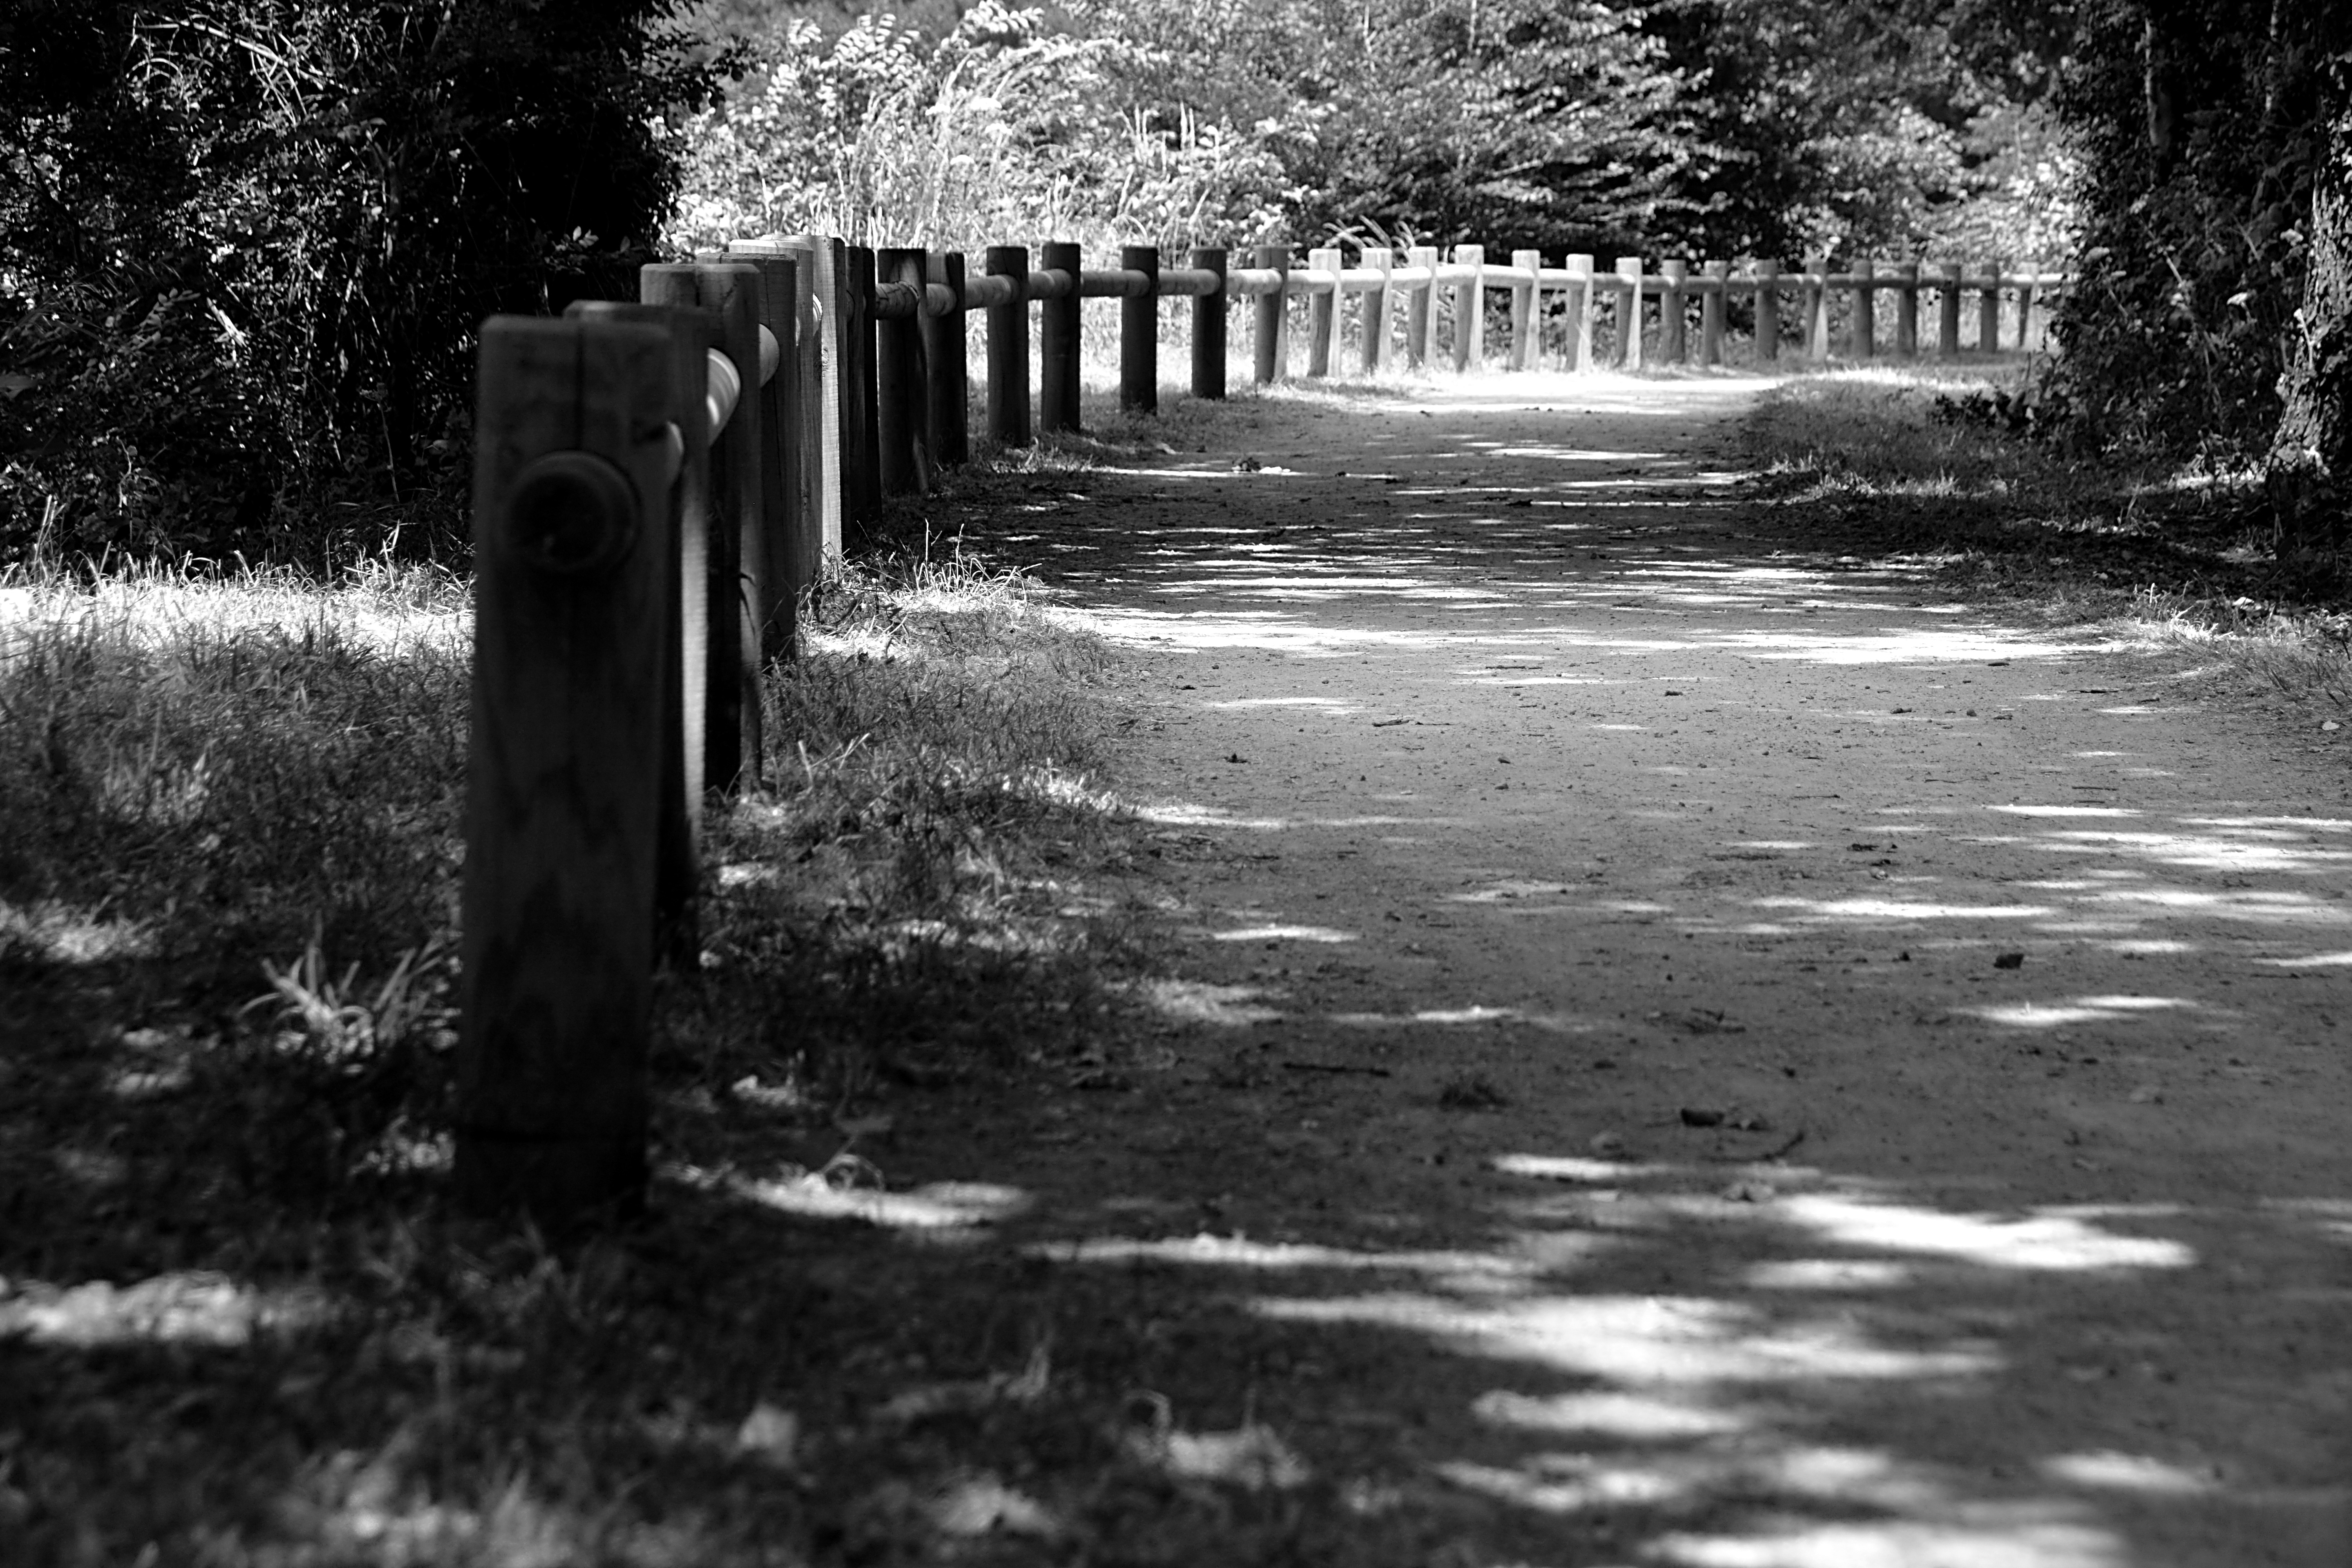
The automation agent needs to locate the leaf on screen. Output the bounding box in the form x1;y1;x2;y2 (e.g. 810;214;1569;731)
735;1401;801;1466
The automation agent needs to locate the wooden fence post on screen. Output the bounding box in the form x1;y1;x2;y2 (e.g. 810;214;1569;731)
1660;260;1689;363
1615;258;1644;369
1893;260;1920;358
925;251;969;466
774;235;845;569
1851;257;1877;359
1191;246;1227;399
1121;244;1159;413
722;248;801;664
843;245;881;524
2016;261;2036;351
1804;254;1831;362
1938;261;1964;358
1700;260;1728;365
700;260;766;755
1359;247;1392;375
1254;245;1290;384
1509;250;1541;371
1406;245;1439;369
564;301;705;970
1567;253;1595;372
985;245;1031;445
1452;244;1484;372
1979;257;2004;352
457;314;674;1227
875;246;929;496
643;263;761;797
1755;259;1781;364
1306;245;1340;377
1040;240;1082;433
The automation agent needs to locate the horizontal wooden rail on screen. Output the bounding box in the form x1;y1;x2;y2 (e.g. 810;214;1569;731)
460;228;2085;1226
1158;267;1223;298
1078;267;1152;298
963;272;1020;309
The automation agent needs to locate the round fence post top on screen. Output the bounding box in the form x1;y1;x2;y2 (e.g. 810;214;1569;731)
505;450;641;576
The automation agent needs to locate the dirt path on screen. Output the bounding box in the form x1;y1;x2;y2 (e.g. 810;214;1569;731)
902;373;2350;1567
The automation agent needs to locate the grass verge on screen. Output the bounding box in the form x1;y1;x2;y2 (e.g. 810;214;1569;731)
0;456;1164;1562
1742;364;2352;724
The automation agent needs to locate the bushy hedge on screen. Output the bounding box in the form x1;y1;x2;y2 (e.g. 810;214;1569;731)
0;0;727;566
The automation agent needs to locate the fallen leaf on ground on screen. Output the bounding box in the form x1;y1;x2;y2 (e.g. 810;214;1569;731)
877;1344;1052;1425
1127;1421;1312;1491
735;1402;800;1467
1650;1008;1746;1034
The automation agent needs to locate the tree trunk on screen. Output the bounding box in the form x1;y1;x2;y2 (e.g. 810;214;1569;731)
2270;84;2352;556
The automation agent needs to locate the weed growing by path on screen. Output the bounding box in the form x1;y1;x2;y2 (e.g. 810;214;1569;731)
1743;366;2352;717
661;540;1142;1141
0;559;472;1238
1745;366;2144;535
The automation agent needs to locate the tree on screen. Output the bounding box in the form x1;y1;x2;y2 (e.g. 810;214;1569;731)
1639;0;2082;261
2048;0;2346;470
2270;63;2352;553
0;0;727;565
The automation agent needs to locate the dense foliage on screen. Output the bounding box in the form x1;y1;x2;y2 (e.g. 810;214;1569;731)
1648;0;2079;261
2045;0;2349;481
671;0;2080;262
0;0;726;565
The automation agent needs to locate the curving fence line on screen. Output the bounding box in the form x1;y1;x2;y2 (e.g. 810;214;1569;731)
455;235;2069;1225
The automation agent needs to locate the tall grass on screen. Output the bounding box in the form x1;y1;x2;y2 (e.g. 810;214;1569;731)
0;559;472;988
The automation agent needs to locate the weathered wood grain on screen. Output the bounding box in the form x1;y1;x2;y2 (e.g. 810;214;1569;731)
1122;245;1159;413
457;315;675;1227
1190;247;1227;399
985;245;1031;446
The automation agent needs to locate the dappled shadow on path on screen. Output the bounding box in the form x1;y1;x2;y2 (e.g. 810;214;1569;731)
930;372;2352;1564
6;1107;2342;1566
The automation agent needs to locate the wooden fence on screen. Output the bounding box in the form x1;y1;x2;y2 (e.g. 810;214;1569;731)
454;237;2069;1223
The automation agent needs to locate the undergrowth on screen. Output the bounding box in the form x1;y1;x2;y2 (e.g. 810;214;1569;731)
1742;364;2352;719
661;539;1140;1141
